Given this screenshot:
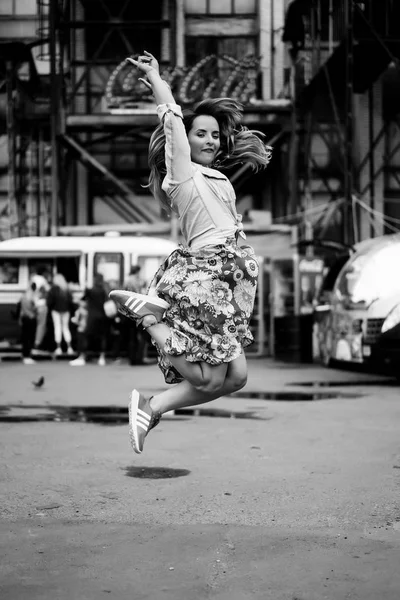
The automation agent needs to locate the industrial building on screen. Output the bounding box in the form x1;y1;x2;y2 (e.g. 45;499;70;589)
1;1;400;360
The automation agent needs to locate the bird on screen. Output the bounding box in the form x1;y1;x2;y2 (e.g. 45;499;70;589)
32;376;45;389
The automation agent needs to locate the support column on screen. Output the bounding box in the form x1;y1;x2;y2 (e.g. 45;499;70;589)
175;0;185;67
343;0;354;245
72;0;89;225
354;80;384;240
49;0;59;235
5;60;17;238
259;0;272;99
271;0;286;98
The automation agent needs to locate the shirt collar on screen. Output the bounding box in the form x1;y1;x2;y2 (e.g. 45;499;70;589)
192;162;227;180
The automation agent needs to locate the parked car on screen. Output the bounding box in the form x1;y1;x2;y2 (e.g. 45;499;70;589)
313;233;400;376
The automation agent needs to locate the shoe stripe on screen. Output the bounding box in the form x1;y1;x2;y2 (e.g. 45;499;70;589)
132;299;146;311
137;422;149;432
125;297;138;308
127;297;142;310
137;415;150;429
126;297;146;312
137;408;151;421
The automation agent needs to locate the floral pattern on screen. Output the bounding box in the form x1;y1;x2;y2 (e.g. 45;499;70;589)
150;238;259;384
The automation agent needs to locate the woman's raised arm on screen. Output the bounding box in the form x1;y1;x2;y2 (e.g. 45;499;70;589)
126;51;175;106
127;51;192;184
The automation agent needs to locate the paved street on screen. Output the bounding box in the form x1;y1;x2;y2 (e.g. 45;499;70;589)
1;357;400;600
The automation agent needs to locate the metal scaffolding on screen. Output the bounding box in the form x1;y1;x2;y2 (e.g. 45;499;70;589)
284;0;400;248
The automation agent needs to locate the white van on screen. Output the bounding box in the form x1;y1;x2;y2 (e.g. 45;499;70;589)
313;232;400;369
0;234;177;347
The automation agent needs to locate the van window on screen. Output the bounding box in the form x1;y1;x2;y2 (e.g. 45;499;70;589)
55;257;80;284
27;257;80;286
136;256;164;287
27;259;53;283
94;252;124;287
0;258;19;284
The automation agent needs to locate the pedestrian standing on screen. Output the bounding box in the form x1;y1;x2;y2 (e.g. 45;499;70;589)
123;266;146;365
20;282;38;365
110;51;271;454
47;273;74;356
71;273;109;366
69;298;88;365
31;270;50;353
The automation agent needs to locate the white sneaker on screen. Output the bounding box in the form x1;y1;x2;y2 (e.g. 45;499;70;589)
66;347;75;356
23;357;36;365
109;290;169;324
55;347;62;356
70;357;86;366
98;356;106;366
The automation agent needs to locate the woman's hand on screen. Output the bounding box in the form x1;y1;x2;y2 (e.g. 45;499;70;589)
126;51;159;90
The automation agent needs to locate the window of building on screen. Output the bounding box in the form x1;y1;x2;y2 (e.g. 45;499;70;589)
186;36;257;66
185;0;257;14
0;0;37;16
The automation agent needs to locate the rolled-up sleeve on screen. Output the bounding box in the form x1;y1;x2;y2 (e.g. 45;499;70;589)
157;103;193;184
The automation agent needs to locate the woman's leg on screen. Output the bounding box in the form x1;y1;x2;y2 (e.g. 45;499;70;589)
150;353;248;415
143;317;229;391
60;312;72;346
51;311;62;346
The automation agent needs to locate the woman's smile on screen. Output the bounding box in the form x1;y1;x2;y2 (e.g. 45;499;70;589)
188;115;221;166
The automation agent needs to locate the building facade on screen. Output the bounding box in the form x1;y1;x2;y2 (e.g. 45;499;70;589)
0;0;400;247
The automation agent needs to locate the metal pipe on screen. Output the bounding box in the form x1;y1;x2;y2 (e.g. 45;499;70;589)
329;0;334;54
37;128;45;236
49;0;59;236
270;0;275;98
176;0;185;67
343;0;354;245
368;85;375;237
5;60;16;238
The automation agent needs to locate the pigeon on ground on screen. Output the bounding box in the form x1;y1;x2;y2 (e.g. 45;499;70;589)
32;376;45;389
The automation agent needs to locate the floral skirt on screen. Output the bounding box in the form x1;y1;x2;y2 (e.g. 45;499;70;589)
150;238;259;384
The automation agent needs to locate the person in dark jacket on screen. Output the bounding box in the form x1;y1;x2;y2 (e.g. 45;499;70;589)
20;282;38;364
47;273;74;356
70;273;109;366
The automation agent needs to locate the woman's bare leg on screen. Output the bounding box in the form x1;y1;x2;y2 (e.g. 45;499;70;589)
150;353;248;414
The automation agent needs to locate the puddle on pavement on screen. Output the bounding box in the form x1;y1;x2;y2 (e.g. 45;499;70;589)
174;407;263;419
0;405;264;424
231;391;364;401
123;466;191;479
288;380;397;388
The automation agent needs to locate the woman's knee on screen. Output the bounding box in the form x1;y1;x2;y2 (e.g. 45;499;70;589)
191;373;226;395
226;371;248;393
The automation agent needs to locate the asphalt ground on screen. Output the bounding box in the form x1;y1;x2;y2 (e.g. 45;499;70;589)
1;358;399;600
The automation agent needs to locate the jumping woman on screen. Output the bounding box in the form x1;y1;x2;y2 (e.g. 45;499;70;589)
110;51;271;454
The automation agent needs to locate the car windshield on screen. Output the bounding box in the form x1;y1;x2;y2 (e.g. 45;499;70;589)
334;242;400;307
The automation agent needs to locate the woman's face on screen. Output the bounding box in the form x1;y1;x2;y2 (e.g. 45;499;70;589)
187;115;221;167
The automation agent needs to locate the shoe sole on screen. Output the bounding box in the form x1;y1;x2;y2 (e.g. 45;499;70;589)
128;389;142;454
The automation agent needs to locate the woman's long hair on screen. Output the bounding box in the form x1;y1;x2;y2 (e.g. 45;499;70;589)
53;273;68;290
148;98;272;212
